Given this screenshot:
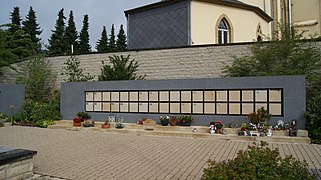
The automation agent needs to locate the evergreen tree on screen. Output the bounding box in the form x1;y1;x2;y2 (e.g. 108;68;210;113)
108;24;116;52
64;10;78;54
9;7;21;33
116;24;127;51
96;26;109;52
78;14;91;53
22;6;42;52
98;55;145;81
48;8;66;55
61;55;94;82
0;26;18;70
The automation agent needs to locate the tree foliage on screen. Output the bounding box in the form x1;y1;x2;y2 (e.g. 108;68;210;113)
48;8;66;55
16;56;56;102
22;6;42;52
116;24;127;51
78;14;91;53
61;55;94;82
202;141;316;180
223;25;321;100
98;55;145;81
9;7;21;33
108;24;116;52
64;10;78;54
96;26;109;52
304;94;321;143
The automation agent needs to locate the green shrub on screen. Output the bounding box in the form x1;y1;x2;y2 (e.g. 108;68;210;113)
11;99;60;128
202;141;316;180
304;94;321;143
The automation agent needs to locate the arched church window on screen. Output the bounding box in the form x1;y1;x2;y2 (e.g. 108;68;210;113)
218;18;230;44
257;24;262;41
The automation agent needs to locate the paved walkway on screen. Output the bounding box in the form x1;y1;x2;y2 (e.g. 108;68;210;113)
0;126;320;180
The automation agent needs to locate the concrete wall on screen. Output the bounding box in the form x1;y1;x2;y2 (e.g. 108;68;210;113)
61;76;306;129
0;43;254;88
0;84;25;116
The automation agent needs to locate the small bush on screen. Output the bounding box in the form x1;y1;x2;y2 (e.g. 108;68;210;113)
11;99;60;128
202;141;316;180
304;94;321;143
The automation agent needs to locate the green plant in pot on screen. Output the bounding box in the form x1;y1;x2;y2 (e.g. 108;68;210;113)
159;115;170;126
102;118;110;129
77;111;91;121
178;115;193;126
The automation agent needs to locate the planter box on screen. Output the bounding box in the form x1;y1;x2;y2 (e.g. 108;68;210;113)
179;121;191;127
143;120;156;130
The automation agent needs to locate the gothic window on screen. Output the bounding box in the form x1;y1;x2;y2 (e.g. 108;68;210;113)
218;18;230;44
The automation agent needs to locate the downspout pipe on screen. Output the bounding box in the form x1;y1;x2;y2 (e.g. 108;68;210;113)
288;0;292;31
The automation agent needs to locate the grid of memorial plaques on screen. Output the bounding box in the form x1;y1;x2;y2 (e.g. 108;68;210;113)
85;89;283;116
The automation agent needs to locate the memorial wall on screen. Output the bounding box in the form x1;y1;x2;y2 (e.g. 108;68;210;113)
61;76;306;128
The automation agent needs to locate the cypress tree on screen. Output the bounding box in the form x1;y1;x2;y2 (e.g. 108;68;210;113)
9;7;21;33
22;6;42;52
64;10;78;54
108;24;116;52
96;26;109;52
48;8;66;55
78;14;91;53
116;24;127;51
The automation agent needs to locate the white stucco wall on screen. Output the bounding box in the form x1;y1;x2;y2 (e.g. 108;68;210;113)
190;1;272;45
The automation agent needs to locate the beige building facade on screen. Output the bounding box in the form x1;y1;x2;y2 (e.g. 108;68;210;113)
190;0;272;45
241;0;321;38
125;0;321;49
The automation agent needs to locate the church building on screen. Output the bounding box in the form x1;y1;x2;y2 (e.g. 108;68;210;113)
125;0;321;49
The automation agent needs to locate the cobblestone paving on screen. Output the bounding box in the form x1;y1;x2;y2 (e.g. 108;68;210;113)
0;126;320;180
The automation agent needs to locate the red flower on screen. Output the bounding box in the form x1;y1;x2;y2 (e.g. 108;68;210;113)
73;117;81;123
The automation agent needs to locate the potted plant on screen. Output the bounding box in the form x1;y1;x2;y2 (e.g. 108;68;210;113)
83;120;95;127
159;116;170;126
73;117;82;127
214;120;223;134
247;107;271;136
143;118;156;130
170;116;177;126
77;112;91;121
178;115;193;126
101;118;110;129
209;124;216;134
0;113;6;127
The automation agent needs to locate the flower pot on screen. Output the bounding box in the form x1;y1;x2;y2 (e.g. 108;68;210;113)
179;121;191;126
73;122;81;127
216;129;222;134
160;119;169;126
210;129;215;134
101;124;110;129
170;120;176;126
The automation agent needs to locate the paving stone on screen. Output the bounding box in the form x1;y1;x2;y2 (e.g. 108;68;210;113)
0;126;320;180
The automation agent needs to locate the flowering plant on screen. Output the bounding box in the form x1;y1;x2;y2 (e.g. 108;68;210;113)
159;116;170;121
209;124;216;130
214;120;223;129
247;107;271;126
73;117;81;123
178;115;193;123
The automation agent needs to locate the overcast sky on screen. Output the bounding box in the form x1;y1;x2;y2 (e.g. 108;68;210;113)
0;0;157;51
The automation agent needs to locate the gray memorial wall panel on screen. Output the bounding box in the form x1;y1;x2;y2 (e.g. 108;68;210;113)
61;76;306;128
0;84;25;116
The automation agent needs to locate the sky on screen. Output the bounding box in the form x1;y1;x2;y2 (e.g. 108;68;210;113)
0;0;156;51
